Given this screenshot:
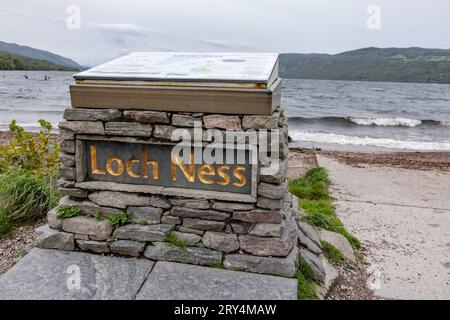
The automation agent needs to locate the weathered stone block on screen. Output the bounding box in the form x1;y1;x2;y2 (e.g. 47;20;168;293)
74;234;89;240
224;247;299;278
113;224;174;242
212;201;255;212
59;188;88;198
60;140;75;154
88;191;154;209
110;240;145;257
230;222;251;235
298;221;321;247
202;231;239;253
171;231;202;245
260;158;287;184
170;206;229;221
47;208;62;230
143;242;222;266
257;182;287;199
319;229;356;263
183;218;225;232
172;114;197;127
35;225;75;251
177;226;205;236
60;129;75;140
153;125;179;140
105;122;152;137
233;209;283;224
239;217;298;257
76;240;110;253
59;153;75;167
62;216;113;241
75;181;164;195
249;223;282;237
161;215;181;224
300;248;326;283
59;121;105;135
127;206;163;224
59;166;76;180
64;108;122;121
256;197;283;210
242;114;279;129
169;198;210;209
57;179;75;188
203;115;241;129
59;196;122;217
123;110;169;124
298;231;322;254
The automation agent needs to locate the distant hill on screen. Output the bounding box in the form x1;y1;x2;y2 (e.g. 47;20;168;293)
280;47;450;84
0;51;80;71
0;41;82;70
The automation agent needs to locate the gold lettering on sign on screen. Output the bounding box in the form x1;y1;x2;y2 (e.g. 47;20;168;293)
126;158;141;178
198;164;215;185
142;147;159;179
106;157;124;176
171;153;195;182
232;166;247;187
217;165;231;186
90;145;106;175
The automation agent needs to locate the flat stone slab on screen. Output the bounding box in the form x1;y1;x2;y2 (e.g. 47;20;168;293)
0;248;154;300
136;261;297;300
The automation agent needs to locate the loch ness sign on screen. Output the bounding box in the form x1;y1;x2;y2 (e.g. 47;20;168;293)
76;139;256;196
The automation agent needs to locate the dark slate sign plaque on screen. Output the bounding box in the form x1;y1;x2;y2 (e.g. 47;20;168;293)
79;139;255;195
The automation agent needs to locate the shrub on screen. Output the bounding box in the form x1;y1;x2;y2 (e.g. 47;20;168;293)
107;212;132;227
0;120;60;179
0;169;59;235
56;206;80;219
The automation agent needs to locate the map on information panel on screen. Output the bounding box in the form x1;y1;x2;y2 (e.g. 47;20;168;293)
74;52;279;84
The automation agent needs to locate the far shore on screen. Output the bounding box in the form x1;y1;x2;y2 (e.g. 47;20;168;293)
1;130;449;172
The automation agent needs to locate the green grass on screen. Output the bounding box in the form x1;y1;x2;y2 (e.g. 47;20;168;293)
321;241;344;264
106;212;132;227
296;258;318;300
165;232;191;249
56;206;80;219
289;167;360;249
0;169;59;236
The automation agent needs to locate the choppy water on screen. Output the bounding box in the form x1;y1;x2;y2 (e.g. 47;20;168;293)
1;71;450;151
283;79;450;151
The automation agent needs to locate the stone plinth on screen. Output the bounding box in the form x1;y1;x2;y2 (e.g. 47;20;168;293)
41;104;299;277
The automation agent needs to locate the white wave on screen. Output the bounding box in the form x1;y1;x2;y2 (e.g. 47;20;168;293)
348;117;422;127
290;130;450;151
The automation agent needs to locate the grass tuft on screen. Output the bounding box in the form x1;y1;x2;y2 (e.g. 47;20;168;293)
56;206;80;219
165;232;191;249
289;167;360;249
321;240;344;264
107;212;132;227
296;258;318;300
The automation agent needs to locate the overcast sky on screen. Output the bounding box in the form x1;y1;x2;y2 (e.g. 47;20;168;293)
0;0;449;66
